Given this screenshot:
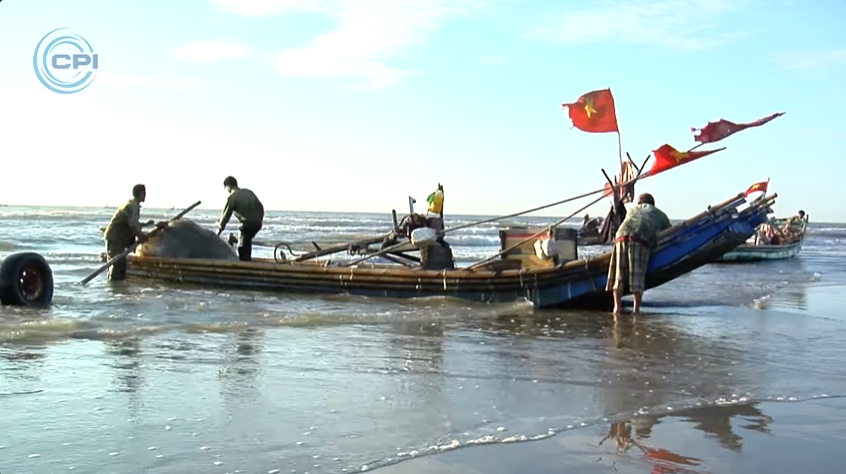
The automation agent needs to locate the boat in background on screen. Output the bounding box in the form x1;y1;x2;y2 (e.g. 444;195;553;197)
117;190;775;309
717;214;808;263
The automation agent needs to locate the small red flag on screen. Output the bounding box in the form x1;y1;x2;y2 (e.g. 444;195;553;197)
562;88;619;133
743;181;769;197
691;112;785;144
648;144;725;177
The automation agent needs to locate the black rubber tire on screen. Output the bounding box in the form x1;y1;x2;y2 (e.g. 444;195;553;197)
0;252;54;307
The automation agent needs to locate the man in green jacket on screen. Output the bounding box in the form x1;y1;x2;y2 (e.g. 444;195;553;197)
217;176;265;261
605;193;672;316
103;184;154;281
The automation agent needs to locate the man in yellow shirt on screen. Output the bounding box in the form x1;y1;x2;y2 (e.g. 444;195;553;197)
216;176;265;261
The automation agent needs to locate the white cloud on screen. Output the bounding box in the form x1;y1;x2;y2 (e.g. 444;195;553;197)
777;49;846;70
172;41;251;61
529;0;740;51
210;0;494;88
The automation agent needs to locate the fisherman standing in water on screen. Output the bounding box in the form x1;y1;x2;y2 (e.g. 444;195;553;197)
217;176;265;262
605;193;671;317
103;184;154;281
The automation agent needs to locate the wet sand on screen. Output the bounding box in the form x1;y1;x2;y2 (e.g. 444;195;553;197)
376;396;846;474
374;282;846;474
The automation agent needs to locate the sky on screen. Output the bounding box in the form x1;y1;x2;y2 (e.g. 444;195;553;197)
0;0;844;222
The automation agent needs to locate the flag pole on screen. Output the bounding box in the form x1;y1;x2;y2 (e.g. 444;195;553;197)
616;131;624;167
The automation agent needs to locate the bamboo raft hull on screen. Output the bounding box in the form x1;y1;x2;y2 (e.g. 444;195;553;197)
123;193;774;309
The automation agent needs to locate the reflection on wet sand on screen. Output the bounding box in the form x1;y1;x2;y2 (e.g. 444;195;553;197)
387;320;445;370
105;338;145;418
601;400;773;473
601;420;702;473
219;328;265;402
675;403;772;452
757;280;809;311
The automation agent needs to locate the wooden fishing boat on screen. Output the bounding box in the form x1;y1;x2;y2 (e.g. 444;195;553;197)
716;215;807;263
117;191;776;309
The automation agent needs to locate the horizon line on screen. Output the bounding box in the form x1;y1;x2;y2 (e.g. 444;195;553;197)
0;203;838;224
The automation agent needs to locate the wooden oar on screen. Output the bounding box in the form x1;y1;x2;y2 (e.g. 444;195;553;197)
77;201;202;285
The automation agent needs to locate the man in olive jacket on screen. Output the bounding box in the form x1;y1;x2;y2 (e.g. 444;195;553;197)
103;184;154;281
217;176;265;262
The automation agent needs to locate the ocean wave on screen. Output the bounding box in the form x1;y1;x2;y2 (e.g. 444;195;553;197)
808;231;846;239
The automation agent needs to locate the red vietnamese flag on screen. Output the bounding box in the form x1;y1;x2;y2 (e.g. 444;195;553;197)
562;88;619;133
648;144;725;177
743;180;769;197
691;112;785;144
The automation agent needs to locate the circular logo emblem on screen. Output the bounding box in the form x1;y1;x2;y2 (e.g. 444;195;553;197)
33;28;99;94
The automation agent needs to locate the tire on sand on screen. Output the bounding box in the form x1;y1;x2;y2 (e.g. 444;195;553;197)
0;252;54;307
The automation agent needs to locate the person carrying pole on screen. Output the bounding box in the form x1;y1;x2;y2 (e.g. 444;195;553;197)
103;184;156;281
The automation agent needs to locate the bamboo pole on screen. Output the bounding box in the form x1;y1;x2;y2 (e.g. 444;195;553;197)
601;168;621;208
616;131;624;167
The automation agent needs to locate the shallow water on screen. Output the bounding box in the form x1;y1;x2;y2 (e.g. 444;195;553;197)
0;206;844;473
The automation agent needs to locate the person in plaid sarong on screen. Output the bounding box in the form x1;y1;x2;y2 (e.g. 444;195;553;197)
606;193;671;316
